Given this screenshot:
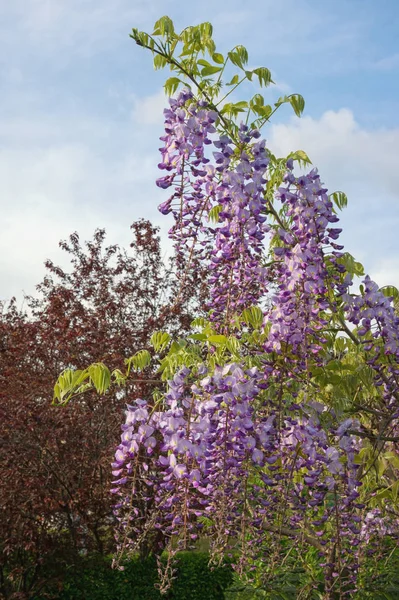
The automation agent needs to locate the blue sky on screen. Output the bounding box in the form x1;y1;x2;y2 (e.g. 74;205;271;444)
1;0;399;301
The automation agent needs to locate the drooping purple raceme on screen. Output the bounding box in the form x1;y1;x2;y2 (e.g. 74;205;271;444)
207;125;270;323
156;90;219;306
156;90;270;325
264;163;347;356
337;274;399;419
112;365;366;590
344;276;399;356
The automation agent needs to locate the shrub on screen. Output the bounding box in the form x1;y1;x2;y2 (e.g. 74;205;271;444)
33;552;233;600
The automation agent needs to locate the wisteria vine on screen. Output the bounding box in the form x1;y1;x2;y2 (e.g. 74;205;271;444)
43;17;399;599
106;74;399;597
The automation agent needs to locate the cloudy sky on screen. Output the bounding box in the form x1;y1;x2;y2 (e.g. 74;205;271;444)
1;0;398;302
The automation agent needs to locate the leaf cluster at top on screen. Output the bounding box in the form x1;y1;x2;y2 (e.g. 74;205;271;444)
131;15;306;137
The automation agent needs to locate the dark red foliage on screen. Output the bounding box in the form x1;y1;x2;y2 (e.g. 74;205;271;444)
0;220;199;599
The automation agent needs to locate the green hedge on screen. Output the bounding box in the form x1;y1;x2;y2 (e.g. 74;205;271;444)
35;552;233;600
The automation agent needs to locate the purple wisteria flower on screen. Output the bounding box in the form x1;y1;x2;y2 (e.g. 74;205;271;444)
156;91;271;324
110;84;399;594
264;165;347;356
112;364;365;587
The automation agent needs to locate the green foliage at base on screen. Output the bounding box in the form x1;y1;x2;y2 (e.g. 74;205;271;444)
224;544;399;600
33;553;233;600
19;544;399;600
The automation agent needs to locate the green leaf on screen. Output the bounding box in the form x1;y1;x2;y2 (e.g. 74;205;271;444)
201;65;223;76
88;363;111;394
330;191;348;211
227;45;248;69
233;101;248;109
275;94;305;117
198;515;213;528
226;74;240;86
374;487;391;502
198;21;213;40
53;368;90;404
191;317;209;329
112;369;127;386
221;101;248;117
197;59;212;67
226;336;241;355
151;331;171;352
255;104;273;119
220;103;234;115
125;349;151;373
208;204;223;223
189;333;207;341
392;480;399;502
164;77;183;96
253;66;273;87
288;149;312;167
289;94;305;117
334;336;347;354
212;52;225;64
241;306;264;329
249;93;264;108
153;54;168;70
180;22;215;55
386;451;399;470
381;285;399;300
207;334;227;345
336;252;365;277
152;16;175;38
130;29;155;51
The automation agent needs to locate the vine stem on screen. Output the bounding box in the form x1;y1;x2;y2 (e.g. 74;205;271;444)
133;36;237;142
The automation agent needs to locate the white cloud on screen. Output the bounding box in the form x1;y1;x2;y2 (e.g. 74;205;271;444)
131;89;167;125
0;0;157;57
269;108;399;198
372;259;399;288
268;109;399;284
273;80;292;94
373;53;399;71
211;0;364;66
0;114;165;302
0;0;366;68
1;145;93;300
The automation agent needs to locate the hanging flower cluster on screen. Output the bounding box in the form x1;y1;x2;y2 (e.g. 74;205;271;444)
344;275;399;357
343;275;399;408
156;90;271;324
207;125;270;322
111;364;267;560
264;164;347;355
112;364;366;593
